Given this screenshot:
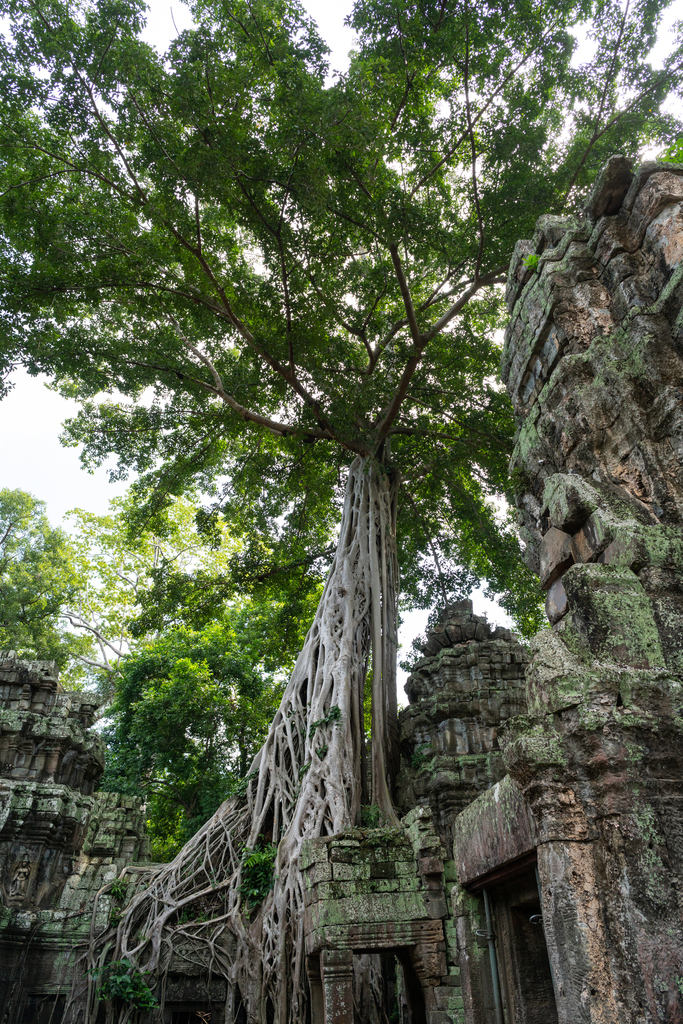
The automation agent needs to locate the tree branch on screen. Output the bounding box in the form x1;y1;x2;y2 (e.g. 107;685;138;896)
463;0;485;282
409;30;556;197
166;317;343;445
373;267;505;448
389;244;421;346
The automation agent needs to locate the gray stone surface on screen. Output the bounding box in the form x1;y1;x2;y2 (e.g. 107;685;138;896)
0;654;150;1024
498;158;683;1024
396;602;528;852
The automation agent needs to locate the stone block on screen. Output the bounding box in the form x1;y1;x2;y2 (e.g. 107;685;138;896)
309;860;332;884
540;527;574;589
369;861;395;879
563;562;665;668
422;892;448;919
570;512;611;563
583;154;633;223
332;861;369;881
453;775;537;886
395;861;417;877
398;877;421;892
546;577;568;625
543;474;599;532
425;1012;455;1024
419;856;444;876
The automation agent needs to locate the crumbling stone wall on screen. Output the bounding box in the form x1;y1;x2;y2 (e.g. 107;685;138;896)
0;653;149;1024
396;601;528;851
302;806;463;1024
498;157;683;1024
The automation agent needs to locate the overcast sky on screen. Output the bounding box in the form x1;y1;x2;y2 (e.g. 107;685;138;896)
1;0;678;670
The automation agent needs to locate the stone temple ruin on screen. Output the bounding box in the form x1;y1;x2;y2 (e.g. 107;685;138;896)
1;156;682;1023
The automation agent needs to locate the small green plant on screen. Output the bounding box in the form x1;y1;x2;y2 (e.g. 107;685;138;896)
364;826;402;846
90;959;158;1011
360;804;382;828
232;768;259;798
410;743;432;770
109;877;129;902
309;704;342;738
108;876;129;926
522;253;540;272
240;840;278;911
315;743;328;759
298;761;311;779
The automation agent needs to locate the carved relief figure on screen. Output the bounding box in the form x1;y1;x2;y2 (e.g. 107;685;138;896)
5;859;32;905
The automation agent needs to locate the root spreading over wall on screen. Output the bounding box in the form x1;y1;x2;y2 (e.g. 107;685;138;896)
78;457;400;1023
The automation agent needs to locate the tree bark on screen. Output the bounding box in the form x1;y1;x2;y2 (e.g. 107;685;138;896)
86;457;400;1024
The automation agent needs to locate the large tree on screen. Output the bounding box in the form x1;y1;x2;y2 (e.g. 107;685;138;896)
0;0;681;1016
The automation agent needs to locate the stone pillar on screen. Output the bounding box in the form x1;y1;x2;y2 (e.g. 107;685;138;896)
500;157;683;1024
321;949;354;1024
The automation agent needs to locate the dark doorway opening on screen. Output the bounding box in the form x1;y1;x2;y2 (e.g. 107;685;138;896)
234;985;247;1024
171;1009;212;1023
489;868;558;1024
20;993;65;1024
395;951;427;1024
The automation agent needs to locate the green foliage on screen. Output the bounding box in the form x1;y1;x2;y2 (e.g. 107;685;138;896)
360;804;383;828
661;138;683;162
240;841;278;911
109;877;129;902
308;704;342;739
0;0;680;634
231;768;260;799
410;743;433;770
61;491;242;693
522;254;541;272
90;959;158;1011
0;489;89;667
100;616;283;859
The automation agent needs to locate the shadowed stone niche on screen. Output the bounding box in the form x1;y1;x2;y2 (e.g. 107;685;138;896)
302;808;463;1024
496;157;683;1024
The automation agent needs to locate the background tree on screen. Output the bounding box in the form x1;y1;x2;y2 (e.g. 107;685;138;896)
62;491;242;693
0;488;90;665
102;616;285;860
0;0;681;1016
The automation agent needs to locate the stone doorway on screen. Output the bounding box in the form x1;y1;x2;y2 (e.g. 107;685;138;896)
480;867;557;1024
306;949;429;1024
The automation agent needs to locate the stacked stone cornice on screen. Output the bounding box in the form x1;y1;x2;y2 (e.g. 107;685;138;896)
0;651;103;791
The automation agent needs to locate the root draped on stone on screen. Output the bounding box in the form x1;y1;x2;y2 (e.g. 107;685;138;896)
77;456;401;1023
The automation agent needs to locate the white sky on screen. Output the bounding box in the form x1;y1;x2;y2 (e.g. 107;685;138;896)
1;0;677;685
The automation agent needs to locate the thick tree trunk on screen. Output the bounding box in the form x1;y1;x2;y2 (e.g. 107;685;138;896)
88;457;400;1024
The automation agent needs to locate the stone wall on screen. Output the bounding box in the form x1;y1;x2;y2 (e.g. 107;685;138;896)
496;157;683;1024
302;807;463;1024
0;653;150;1024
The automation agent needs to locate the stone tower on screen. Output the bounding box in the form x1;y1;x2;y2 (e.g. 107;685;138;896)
497;157;683;1024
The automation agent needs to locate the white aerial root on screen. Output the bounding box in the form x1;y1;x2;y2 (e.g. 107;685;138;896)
77;456;400;1024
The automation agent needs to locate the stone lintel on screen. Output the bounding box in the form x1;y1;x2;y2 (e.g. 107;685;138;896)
453;774;537;887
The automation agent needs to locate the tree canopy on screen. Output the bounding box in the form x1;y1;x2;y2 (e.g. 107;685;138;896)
2;0;679;630
0;488;89;665
101;617;285;859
